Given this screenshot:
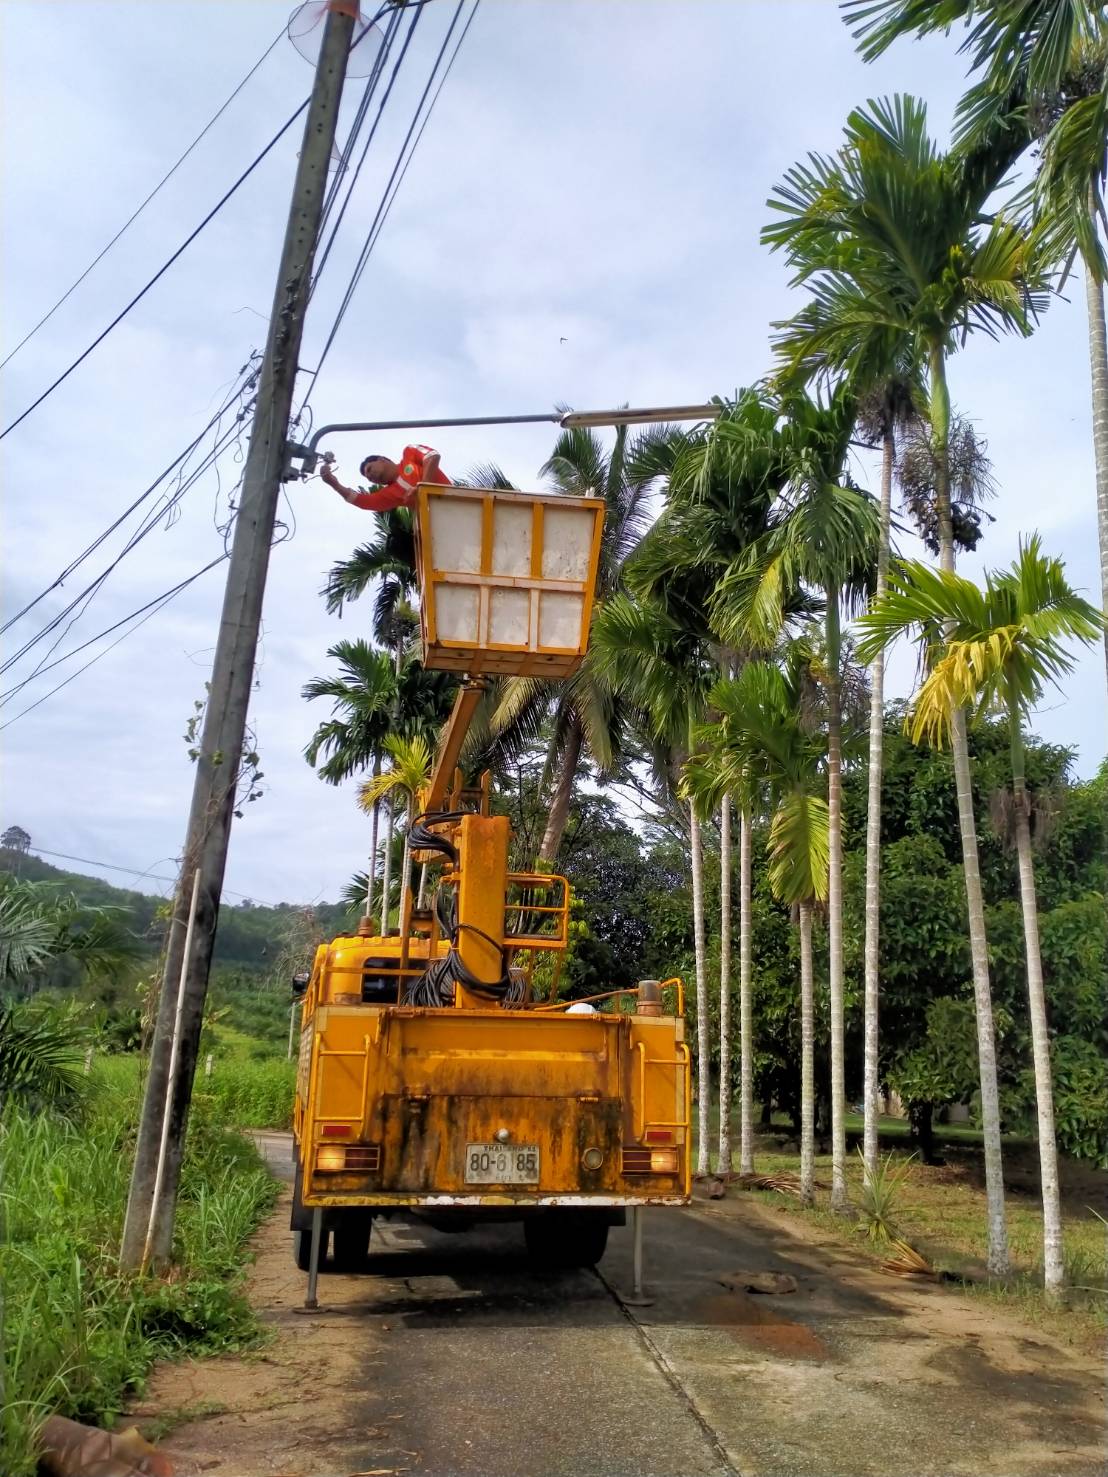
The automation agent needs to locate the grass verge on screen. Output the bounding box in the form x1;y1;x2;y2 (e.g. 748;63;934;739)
0;1075;279;1477
695;1112;1107;1354
93;1054;296;1130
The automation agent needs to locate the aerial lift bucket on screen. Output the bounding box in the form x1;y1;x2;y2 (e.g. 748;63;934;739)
414;484;605;678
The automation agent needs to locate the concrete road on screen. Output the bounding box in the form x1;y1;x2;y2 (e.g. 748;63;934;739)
158;1133;1103;1477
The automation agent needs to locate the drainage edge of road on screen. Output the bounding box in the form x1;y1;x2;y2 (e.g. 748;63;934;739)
593;1263;741;1477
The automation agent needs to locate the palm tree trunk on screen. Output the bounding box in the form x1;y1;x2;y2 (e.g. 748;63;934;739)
1009;708;1065;1299
378;791;395;936
717;796;733;1176
364;754;382;921
1083;253;1108;680
379;640;403;936
738;802;754;1175
690;802;711;1176
399;799;413;927
798;900;815;1207
862;426;894;1179
930;344;1010;1276
537;719;583;865
825;587;847;1213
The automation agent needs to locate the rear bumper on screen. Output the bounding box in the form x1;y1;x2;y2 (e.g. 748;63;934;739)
305;1191;689;1208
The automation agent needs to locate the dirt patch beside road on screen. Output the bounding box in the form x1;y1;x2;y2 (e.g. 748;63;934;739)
132;1187;409;1476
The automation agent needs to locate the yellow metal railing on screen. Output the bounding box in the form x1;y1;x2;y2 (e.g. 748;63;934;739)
632;1040;692;1142
308;1035;373;1136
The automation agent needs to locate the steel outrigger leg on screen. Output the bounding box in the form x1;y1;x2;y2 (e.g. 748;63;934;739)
305;1207;322;1310
622;1206;654;1308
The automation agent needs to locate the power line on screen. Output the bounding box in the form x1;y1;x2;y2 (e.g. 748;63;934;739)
0;553;230;707
0;355;258;640
26;846;272;905
0;366;258;676
0;555;228;732
0;1;411;668
0;0;414;443
0;97;310;444
0;24;286;374
313;7;405;256
309;3;422;299
301;0;478;407
0;1;443;717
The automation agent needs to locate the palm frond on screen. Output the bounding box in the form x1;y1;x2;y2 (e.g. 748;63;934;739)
0;889;58;982
461;462;519;491
0;1002;85;1112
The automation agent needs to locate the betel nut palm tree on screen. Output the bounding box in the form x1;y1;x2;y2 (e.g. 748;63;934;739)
636;392;794;1176
684;656;829;1205
843;0;1108;678
709;386;878;1213
589;589;717;1176
767;260;926;1180
764;92;1050;1270
857;538;1104;1298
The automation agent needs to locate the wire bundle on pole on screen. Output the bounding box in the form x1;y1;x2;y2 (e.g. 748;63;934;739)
0;0;480;729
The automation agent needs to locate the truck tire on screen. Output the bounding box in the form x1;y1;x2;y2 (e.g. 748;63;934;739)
293;1223;329;1272
524;1210;609;1269
331;1212;373;1272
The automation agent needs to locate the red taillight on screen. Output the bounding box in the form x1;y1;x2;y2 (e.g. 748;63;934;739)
644;1128;673;1144
321;1124;352;1138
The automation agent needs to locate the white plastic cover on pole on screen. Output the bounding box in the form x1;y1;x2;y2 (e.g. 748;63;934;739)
142;868;201;1269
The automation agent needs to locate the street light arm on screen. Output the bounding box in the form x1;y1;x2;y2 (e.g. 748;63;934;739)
289;403;721;479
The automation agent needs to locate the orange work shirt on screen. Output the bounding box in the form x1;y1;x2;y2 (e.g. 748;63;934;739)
352;444;450;512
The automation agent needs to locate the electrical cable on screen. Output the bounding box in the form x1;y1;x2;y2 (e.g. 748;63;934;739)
0;354;259;639
7;410;250;684
0;99;312;444
299;0;477;408
0;23;286;374
301;0;471;403
1;364;258;677
0;1;437;715
0;552;230;706
309;3;421;300
0;555;228;732
26;846;273;904
0;0;413;442
313;6;404;257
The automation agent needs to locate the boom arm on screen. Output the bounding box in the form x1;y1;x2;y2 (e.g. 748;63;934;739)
422;677;488;813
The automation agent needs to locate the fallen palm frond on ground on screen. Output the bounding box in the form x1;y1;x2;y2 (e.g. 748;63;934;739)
879;1239;940;1279
734;1171;830;1197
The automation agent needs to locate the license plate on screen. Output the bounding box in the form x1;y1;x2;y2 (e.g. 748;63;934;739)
464;1142;540;1184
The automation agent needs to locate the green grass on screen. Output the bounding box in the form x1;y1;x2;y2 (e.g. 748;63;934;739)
92;1054;295;1130
0;1075;279;1476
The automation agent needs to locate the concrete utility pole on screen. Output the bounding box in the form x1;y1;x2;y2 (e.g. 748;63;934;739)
120;1;356;1268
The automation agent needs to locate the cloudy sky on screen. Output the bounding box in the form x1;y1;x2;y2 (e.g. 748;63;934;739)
2;0;1104;907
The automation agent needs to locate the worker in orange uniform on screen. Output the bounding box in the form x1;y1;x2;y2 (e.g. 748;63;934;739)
319;444;450;512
